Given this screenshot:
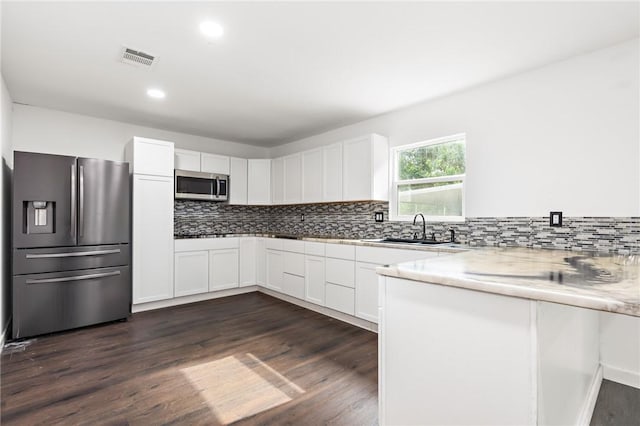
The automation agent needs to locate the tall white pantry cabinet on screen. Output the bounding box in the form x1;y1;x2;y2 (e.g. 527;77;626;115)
126;137;175;305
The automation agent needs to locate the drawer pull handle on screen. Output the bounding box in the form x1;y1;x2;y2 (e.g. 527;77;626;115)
26;271;121;284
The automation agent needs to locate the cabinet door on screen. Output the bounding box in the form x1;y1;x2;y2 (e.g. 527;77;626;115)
209;249;239;291
284;154;302;203
201;153;230;174
174;149;201;171
174;251;209;297
355;262;379;323
248;159;271;205
129;137;174;177
305;255;325;305
239;238;256;287
271;158;284;204
229;157;248;205
325;283;355;315
343;136;371;201
256;238;266;286
266;249;283;291
132;175;174;304
323;143;343;202
302;148;323;203
283;273;305;299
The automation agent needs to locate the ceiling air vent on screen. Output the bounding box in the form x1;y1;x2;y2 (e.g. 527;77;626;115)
120;47;156;68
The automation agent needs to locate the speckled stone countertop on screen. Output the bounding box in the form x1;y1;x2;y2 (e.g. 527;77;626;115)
174;233;466;254
377;247;640;317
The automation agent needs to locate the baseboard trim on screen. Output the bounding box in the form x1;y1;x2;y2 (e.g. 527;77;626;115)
132;286;258;313
602;363;640;389
258;287;378;333
577;364;603;426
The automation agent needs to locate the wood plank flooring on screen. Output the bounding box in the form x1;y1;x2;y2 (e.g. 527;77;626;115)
1;293;378;425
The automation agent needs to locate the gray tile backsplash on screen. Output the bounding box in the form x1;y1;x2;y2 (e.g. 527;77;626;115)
175;200;639;254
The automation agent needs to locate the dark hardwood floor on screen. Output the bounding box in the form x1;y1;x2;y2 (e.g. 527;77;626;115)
1;293;378;425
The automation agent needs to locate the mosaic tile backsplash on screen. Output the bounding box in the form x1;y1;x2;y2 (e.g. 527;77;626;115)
175;200;639;254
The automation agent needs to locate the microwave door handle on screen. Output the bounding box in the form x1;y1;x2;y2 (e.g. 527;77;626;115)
215;178;221;198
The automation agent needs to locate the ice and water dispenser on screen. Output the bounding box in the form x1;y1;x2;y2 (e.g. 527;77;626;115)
23;201;55;234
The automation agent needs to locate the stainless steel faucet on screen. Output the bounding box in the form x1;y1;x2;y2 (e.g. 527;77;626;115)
413;213;426;240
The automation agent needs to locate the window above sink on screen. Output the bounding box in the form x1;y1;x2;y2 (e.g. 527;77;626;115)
390;134;466;222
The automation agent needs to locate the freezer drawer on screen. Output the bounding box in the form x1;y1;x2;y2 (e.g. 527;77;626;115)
13;244;130;275
12;266;130;339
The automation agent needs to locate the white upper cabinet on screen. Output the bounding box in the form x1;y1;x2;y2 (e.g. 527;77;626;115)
126;137;174;177
229;157;248;205
302;148;323;203
248;159;271;205
201;153;230;174
323;143;343;202
271;157;284;205
174;149;201;172
342;134;389;201
283;153;302;204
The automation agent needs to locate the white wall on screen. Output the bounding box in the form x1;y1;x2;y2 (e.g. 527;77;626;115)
11;104;268;162
1;75;13;342
271;38;640;218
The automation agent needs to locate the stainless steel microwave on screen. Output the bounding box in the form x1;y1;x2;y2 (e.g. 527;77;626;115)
175;169;228;201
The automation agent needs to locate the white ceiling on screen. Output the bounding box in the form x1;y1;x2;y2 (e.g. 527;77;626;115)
2;2;638;147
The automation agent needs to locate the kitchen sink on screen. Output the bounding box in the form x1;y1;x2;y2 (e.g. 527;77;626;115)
369;237;453;245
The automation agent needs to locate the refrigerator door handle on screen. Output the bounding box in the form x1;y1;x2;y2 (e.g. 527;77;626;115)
79;165;85;237
71;164;77;240
25;270;121;285
25;249;121;259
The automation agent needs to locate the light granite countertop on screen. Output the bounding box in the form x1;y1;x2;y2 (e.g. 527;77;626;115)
174;233;466;254
377;247;640;317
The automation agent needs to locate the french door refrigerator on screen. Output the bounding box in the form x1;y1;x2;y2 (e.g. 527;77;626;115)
12;151;131;339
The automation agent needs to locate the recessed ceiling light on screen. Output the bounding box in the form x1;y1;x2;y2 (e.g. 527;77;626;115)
200;21;224;39
147;88;166;99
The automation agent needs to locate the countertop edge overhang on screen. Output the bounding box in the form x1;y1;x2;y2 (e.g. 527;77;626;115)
376;247;640;317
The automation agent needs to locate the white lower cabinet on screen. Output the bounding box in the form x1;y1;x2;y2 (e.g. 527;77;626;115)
305;255;325;305
266;249;283;291
355;262;379;322
174;251;209;297
283;273;305;299
256;238;266;286
209;249;239;291
325;283;355;315
239;238;256;287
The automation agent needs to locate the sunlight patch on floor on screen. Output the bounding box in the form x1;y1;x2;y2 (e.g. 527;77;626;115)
181;353;305;424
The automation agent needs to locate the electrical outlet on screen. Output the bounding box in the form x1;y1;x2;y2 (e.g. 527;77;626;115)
374;212;384;222
301;213;305;222
550;211;562;227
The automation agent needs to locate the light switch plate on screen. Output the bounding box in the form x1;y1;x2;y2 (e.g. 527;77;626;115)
550;211;562;227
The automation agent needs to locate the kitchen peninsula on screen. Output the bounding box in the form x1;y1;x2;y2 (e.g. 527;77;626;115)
377;248;639;425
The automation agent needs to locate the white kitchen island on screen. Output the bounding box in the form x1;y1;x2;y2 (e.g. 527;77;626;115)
376;248;639;426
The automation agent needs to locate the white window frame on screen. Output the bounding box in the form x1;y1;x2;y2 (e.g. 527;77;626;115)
390;133;466;222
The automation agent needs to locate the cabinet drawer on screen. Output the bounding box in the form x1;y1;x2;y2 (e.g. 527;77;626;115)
175;238;239;252
282;239;305;253
265;238;284;251
325;283;355;315
283;273;305;300
355;246;438;265
283;252;305;276
325;258;354;288
305;241;325;256
325;243;356;260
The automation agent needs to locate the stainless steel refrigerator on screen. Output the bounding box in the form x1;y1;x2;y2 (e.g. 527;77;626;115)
12;151;131;339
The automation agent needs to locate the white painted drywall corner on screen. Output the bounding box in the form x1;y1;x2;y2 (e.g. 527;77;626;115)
11;104;268;162
270;38;640;218
600;312;640;389
0;75;14;346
